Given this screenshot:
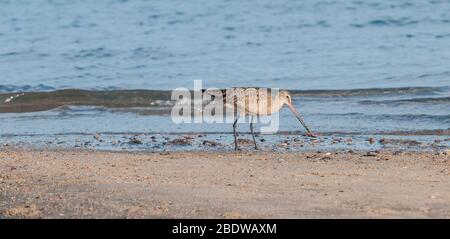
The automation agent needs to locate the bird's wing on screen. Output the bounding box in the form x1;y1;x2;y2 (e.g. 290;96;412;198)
201;89;227;105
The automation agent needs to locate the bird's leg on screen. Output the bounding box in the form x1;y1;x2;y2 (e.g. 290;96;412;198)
233;115;239;151
250;116;259;150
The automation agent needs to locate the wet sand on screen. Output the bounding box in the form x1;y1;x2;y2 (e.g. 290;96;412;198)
0;149;449;218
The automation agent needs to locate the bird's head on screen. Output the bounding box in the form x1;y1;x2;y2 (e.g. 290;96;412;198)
279;90;315;136
279;90;293;106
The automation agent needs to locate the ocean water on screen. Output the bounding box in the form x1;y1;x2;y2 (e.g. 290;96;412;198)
0;0;449;151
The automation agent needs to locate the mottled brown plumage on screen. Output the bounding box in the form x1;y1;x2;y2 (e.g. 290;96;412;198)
203;87;313;150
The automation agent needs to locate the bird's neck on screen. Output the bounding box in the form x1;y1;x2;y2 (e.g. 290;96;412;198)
269;98;285;114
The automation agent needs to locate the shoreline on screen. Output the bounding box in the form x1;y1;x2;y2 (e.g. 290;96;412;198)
1;149;449;218
1;132;449;153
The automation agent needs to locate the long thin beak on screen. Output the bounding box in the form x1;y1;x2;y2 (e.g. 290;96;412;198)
287;102;313;134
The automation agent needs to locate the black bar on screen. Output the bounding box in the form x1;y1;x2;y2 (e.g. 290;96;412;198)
0;219;447;238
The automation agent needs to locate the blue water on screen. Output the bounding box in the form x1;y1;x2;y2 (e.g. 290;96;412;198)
1;0;450;90
0;0;449;151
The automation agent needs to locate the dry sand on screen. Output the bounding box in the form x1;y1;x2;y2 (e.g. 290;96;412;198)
0;149;449;218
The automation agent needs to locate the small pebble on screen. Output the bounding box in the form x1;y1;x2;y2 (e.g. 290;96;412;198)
202;140;221;147
93;134;102;142
364;151;378;157
129;138;143;145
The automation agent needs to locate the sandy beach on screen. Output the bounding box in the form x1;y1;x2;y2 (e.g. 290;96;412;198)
1;149;449;218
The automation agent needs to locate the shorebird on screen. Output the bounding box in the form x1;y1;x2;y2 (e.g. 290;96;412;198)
203;87;313;150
